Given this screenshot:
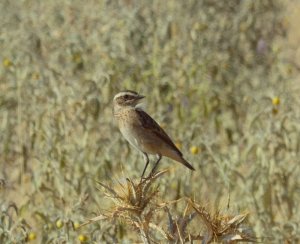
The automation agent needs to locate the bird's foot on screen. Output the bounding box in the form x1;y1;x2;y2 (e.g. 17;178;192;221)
140;173;155;183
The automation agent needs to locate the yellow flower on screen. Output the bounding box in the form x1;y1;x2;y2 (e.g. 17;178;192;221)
3;58;13;68
74;221;80;229
56;219;64;229
190;146;199;155
272;97;280;106
28;232;37;241
78;234;88;242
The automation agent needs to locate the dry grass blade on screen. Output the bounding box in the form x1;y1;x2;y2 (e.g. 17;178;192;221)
96;181;123;200
226;213;248;228
149;223;169;240
175;221;184;244
78;214;108;228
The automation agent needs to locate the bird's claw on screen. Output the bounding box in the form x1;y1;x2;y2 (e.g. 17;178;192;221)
140;173;155;183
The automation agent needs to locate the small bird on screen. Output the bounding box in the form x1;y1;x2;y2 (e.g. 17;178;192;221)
113;90;195;178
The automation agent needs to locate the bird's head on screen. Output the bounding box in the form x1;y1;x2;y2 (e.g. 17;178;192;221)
113;90;145;108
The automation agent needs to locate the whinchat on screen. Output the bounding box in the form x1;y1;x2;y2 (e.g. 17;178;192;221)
113;90;195;178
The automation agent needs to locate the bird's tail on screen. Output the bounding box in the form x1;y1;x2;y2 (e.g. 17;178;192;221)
164;149;195;171
178;157;195;171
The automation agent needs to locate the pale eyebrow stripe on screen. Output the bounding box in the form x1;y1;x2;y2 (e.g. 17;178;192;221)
114;91;137;100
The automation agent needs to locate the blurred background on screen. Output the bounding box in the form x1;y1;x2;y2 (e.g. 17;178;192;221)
1;0;299;242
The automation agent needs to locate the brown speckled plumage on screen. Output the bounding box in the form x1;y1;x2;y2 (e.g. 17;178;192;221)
113;90;195;177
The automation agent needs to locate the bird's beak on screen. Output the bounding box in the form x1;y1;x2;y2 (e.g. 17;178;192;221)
137;95;145;100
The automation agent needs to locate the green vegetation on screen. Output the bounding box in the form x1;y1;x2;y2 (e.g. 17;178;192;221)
0;0;299;243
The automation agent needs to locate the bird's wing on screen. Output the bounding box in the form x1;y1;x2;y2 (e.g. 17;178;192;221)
135;109;183;156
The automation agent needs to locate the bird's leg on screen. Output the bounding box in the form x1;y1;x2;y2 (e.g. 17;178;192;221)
141;153;149;179
150;154;162;177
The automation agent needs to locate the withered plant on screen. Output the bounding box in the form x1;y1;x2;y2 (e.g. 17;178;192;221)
81;170;256;243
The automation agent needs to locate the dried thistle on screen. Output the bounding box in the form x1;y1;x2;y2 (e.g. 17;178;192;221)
80;170;168;243
189;200;256;243
80;171;256;243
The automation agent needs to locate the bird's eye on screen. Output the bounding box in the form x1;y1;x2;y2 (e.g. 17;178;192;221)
124;95;129;99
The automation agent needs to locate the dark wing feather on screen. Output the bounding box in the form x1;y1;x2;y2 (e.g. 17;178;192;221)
136;109;182;156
